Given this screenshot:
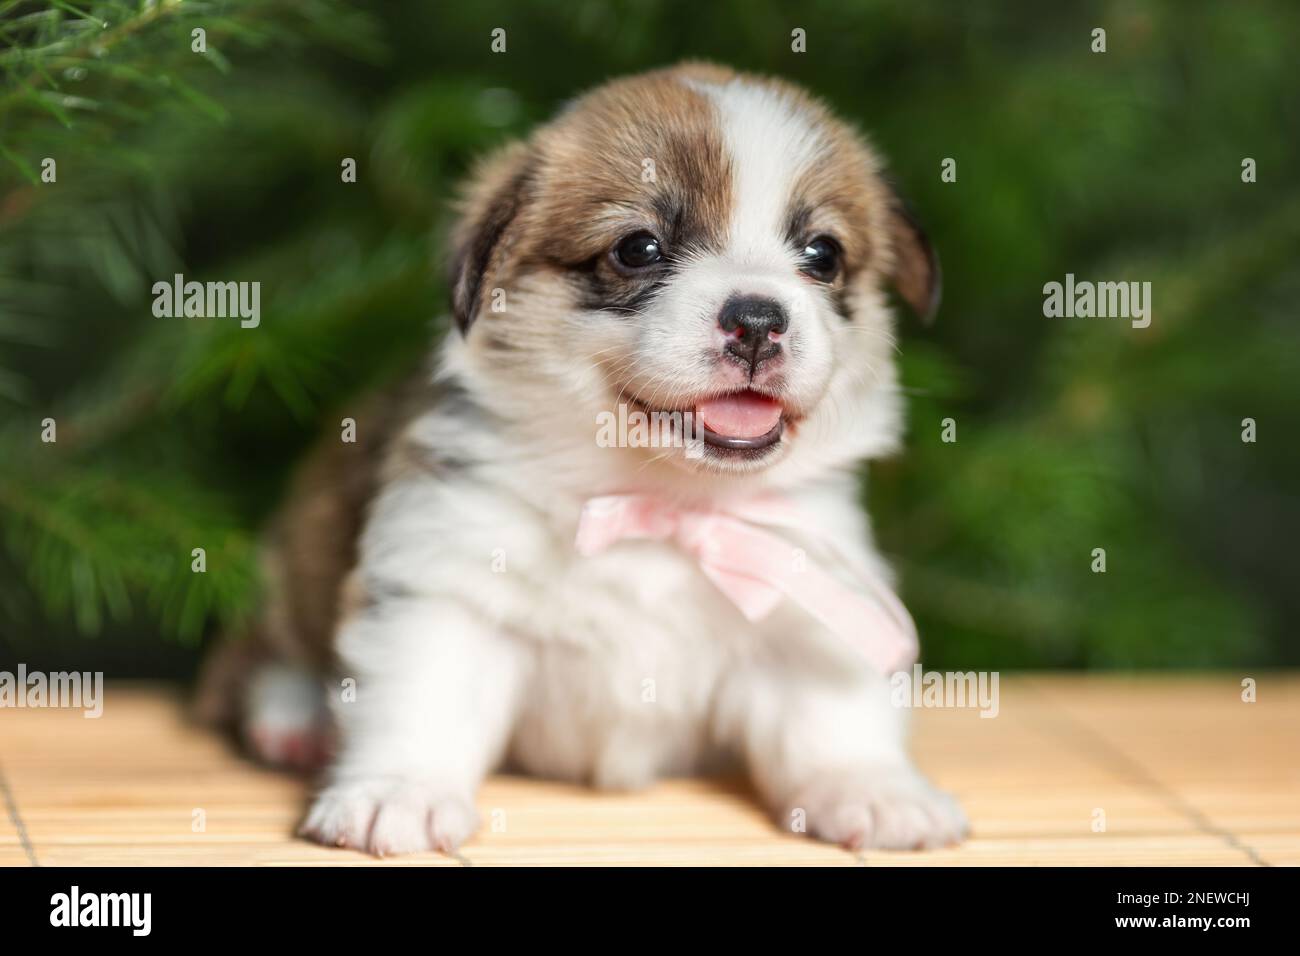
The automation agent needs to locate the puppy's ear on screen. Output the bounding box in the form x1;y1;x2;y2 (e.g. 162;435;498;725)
448;142;532;334
885;195;942;324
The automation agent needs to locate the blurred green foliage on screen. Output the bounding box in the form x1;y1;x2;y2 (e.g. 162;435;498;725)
1;0;1296;673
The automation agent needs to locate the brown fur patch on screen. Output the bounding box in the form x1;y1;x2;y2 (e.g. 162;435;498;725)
523;67;734;264
452;65;737;335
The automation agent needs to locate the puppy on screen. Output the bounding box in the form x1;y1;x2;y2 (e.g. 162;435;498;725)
197;62;967;853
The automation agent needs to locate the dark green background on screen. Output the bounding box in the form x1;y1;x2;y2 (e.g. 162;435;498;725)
1;1;1296;677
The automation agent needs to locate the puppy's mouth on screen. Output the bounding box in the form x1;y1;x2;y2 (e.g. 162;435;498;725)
695;391;784;451
625;388;790;465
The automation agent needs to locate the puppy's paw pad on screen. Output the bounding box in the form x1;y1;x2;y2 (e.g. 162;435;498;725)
787;768;968;851
243;664;333;771
247;722;333;771
300;780;479;856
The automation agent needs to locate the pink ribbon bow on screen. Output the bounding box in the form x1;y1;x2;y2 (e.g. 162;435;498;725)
574;494;918;674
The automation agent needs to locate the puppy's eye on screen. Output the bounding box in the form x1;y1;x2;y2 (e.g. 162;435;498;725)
800;235;842;282
612;231;664;271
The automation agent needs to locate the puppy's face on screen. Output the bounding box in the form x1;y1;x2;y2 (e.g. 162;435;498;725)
448;64;938;487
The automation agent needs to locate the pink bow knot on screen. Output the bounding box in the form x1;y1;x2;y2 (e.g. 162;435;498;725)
574;494;918;674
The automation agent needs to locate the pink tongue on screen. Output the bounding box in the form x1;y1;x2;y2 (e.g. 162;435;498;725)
695;392;783;438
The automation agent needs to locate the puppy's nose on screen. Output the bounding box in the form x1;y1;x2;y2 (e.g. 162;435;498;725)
719;295;788;371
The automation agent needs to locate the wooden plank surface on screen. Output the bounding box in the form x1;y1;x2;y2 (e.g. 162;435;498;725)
1;675;1295;866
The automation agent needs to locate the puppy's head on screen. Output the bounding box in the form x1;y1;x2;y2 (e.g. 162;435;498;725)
446;63;938;488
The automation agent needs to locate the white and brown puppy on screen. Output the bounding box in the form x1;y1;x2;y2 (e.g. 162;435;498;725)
197;62;967;853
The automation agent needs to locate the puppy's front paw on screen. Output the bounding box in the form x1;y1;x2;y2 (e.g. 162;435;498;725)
300;779;480;856
786;767;968;851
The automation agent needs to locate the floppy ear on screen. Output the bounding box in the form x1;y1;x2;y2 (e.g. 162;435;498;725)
448;143;532;334
885;197;942;324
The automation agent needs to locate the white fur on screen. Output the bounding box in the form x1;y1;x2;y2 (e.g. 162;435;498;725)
300;74;967;854
703;78;828;250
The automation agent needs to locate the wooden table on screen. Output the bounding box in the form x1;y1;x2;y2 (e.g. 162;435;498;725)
2;675;1296;866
